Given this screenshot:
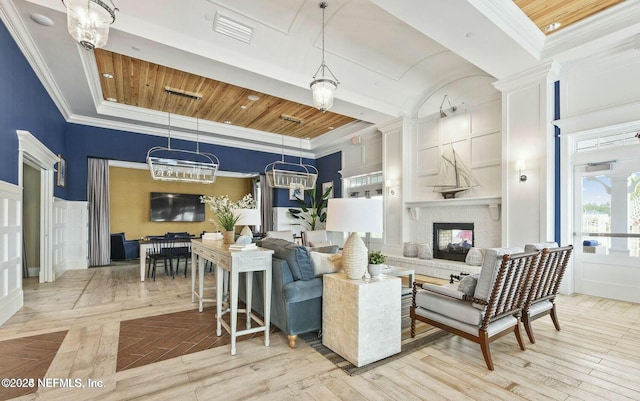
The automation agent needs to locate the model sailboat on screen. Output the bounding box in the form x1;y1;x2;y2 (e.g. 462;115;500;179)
431;145;479;199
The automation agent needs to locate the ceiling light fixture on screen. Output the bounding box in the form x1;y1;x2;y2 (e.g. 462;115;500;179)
439;94;457;118
265;137;318;190
30;13;54;27
545;22;561;32
62;0;118;50
310;2;339;112
280;114;304;124
146;89;220;184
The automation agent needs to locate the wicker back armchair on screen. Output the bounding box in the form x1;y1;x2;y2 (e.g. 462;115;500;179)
522;245;573;343
411;248;540;370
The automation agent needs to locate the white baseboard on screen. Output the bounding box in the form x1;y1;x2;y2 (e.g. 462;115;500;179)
0;288;23;326
65;259;89;270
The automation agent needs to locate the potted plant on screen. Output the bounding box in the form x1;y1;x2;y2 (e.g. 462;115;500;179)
288;185;332;230
367;251;387;277
201;194;255;243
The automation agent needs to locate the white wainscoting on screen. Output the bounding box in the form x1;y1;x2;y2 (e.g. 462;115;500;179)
0;181;23;326
53;199;89;277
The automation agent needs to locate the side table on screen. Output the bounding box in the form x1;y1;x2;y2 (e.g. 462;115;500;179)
191;239;274;356
322;273;401;367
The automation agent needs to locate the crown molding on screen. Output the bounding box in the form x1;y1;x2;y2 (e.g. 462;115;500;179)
493;61;559;93
65;114;316;159
541;1;640;61
376;116;404;134
17;129;58;168
0;0;72;120
311;121;376;158
467;0;544;60
552;100;640;135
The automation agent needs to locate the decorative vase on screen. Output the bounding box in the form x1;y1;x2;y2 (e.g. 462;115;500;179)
342;232;368;279
223;230;235;244
418;243;433;259
368;263;383;277
465;247;483;266
403;242;418;258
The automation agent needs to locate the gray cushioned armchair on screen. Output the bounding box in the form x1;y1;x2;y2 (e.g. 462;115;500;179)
410;247;540;370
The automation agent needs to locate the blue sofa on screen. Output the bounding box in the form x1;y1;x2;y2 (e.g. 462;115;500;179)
239;237;323;348
110;232;140;260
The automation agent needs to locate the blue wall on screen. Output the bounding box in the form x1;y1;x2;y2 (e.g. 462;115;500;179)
0;20;66;196
554;80;561;244
317;151;342;199
64;123;318;204
0;19;341;206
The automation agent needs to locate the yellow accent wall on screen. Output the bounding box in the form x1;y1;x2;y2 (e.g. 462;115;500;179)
23;163;40;268
109;167;253;239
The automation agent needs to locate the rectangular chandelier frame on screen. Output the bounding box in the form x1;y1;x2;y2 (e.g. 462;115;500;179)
147;147;219;184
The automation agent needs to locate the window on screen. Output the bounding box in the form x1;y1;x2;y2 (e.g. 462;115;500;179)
344;171;383;249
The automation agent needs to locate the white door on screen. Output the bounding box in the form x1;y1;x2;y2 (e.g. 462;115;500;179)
573;155;640;303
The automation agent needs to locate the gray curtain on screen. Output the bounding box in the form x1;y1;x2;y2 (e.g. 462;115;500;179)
260;174;273;232
87;158;111;266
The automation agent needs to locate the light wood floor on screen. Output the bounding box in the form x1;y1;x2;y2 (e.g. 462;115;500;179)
1;263;639;400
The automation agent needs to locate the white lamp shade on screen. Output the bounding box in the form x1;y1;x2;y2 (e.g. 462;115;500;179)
232;208;261;226
325;198;383;233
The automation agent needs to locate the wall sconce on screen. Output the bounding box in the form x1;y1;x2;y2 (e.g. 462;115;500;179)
439;94;457;118
515;159;527;182
386;179;399;196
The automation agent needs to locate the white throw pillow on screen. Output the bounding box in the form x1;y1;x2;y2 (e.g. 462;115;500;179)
309;240;331;248
310;251;342;277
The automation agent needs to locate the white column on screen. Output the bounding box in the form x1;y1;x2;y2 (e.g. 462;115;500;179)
494;62;559;247
378;117;414;255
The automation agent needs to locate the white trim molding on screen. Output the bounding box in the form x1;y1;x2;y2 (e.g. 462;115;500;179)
0;180;23;326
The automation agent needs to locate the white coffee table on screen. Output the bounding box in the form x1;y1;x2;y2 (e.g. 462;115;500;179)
379;265;415;295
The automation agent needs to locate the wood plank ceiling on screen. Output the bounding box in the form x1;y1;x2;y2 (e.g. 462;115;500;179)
94;49;356;139
514;0;624;34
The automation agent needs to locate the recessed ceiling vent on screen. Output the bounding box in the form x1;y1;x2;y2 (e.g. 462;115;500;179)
213;13;253;44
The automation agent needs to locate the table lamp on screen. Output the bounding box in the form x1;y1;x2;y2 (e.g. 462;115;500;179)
233;208;261;237
325;198;383;279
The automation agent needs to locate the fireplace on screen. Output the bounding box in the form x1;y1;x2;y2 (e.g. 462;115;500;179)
433;223;474;262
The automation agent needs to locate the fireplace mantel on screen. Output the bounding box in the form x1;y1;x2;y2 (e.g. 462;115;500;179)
406;196;501;221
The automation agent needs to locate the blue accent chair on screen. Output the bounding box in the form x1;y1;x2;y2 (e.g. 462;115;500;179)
110;232;140;260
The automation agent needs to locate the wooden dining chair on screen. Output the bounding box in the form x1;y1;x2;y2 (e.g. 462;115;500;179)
147;237;174;280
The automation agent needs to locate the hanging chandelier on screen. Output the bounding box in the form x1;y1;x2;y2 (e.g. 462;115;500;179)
147;89;220;184
265;138;318;190
310;2;339;112
62;0;118;50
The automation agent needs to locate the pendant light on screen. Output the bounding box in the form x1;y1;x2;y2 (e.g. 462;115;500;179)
265;137;318;190
147;89;220;184
310;2;339;112
62;0;118;50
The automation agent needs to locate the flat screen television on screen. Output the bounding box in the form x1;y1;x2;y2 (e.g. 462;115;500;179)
150;192;205;222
